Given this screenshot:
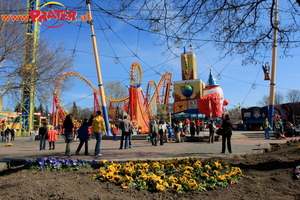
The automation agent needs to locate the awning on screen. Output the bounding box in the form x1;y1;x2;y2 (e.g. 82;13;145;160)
244;118;265;124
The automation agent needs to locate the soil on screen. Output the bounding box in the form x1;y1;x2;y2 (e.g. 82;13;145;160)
0;143;299;200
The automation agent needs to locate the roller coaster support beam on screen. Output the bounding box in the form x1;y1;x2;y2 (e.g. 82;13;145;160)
86;0;111;136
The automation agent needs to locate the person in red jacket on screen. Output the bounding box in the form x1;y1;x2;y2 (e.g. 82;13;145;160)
47;126;57;150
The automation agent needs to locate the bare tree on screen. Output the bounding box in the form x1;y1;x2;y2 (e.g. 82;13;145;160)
257;91;285;106
98;0;300;65
104;81;128;110
286;90;300;103
0;0;74;107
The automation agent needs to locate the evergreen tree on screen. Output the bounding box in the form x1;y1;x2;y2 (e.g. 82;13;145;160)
70;102;79;120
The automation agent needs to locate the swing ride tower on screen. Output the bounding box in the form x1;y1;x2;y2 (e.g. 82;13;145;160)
19;0;40;135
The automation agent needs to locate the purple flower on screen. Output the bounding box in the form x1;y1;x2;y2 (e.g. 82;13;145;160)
294;170;300;174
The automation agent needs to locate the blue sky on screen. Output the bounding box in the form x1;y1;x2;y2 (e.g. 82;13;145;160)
4;0;300;112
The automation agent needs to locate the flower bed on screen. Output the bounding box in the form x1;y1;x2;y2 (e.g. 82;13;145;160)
25;158;96;171
92;157;243;192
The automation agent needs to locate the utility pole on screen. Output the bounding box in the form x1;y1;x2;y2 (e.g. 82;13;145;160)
86;0;111;135
268;0;279;129
19;0;40;135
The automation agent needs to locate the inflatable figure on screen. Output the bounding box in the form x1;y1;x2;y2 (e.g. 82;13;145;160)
262;62;270;80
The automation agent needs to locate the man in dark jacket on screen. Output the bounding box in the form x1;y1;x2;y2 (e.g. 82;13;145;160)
119;115;131;149
39;123;48;150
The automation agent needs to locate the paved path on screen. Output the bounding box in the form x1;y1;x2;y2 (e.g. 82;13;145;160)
1;132;298;165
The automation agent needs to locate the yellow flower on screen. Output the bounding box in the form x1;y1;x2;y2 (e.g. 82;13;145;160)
214;161;222;169
180;176;187;184
163;181;169;187
194;160;202;167
188;182;198;190
125;175;134;182
113;175;123;184
185;166;194;170
213;170;219;175
121;183;130;188
102;160;109;164
168;176;178;183
204;165;211;169
115;164;122;170
139;174;148;180
125;161;134;167
209;176;215;180
172;183;182;191
229;179;235;184
188;179;197;184
202;173;209;177
217;175;226;181
106;172;115;181
156;184;165;191
183;170;192;177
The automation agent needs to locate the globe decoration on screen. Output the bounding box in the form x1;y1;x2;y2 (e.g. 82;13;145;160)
182;84;193;98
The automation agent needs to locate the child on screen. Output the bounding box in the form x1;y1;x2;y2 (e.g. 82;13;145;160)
112;124;118;141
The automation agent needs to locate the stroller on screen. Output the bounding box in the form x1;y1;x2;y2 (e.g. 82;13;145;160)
180;132;186;142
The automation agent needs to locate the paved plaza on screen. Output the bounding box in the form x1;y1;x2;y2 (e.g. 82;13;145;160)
1;131;298;168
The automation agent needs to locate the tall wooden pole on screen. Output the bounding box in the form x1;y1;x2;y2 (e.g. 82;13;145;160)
268;0;279;129
86;0;111;135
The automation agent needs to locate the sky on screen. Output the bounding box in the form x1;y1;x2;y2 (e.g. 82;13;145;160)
3;0;300;113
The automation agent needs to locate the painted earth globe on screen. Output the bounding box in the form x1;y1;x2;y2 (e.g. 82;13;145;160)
182;84;193;98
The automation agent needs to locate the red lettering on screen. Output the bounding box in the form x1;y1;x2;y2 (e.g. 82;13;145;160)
54;10;63;20
11;15;19;21
61;11;68;20
68;11;77;21
47;10;57;20
18;15;29;21
29;10;40;22
1;15;11;21
39;11;48;22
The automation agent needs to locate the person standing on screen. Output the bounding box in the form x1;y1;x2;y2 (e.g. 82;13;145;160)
92;111;106;156
174;121;180;143
151;120;159;146
119;115;131;149
208;121;216;143
63;114;74;156
184;118;190;135
196;118;201;135
47;126;57;150
166;122;173;142
190;119;196;141
262;118;271;139
75;118;90;155
38;123;48;151
158;121;167;145
221;114;232;153
112;124;118;141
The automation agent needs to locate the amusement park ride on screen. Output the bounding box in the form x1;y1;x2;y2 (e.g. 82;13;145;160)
52;62;173;134
17;1;228;136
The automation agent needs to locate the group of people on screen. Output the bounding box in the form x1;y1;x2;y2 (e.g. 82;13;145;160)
0;120;16;143
149;115;233;154
262;116;299;139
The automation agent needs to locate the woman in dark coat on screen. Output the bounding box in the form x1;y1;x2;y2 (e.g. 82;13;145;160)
63;114;74;156
221;114;232;153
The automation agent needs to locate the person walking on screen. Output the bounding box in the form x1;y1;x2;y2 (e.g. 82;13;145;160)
63;114;74;156
221;114;232;153
208;121;216;143
75;118;90;155
166;122;173;142
119;115;131;149
262;118;271;139
47;126;57;150
196;118;201;135
38;123;48;151
184;118;190;135
92;111;106;156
